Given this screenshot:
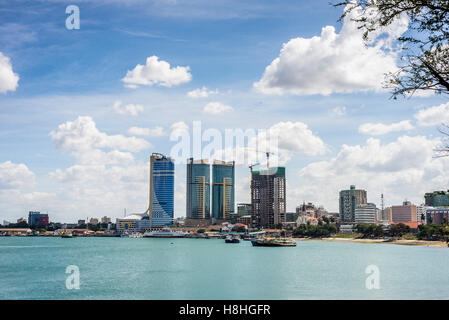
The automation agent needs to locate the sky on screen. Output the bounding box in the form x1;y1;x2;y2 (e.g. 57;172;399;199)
0;0;448;223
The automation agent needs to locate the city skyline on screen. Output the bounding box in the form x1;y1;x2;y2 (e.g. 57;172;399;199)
1;0;449;223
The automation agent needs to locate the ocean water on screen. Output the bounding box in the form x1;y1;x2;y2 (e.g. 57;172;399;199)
0;237;448;300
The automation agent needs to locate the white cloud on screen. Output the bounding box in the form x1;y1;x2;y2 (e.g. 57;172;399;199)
415;102;449;127
203;101;234;114
359;120;414;136
170;121;189;134
187;86;219;98
0;161;35;189
331;106;347;116
122;56;192;88
112;100;144;116
0;52;19;93
49;116;151;165
128;126;166;137
296;135;449;211
253;5;408;95
213;121;326;166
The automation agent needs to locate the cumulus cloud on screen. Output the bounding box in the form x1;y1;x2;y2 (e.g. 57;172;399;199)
0;161;35;189
414;102;449;127
213;121;326;166
296;135;449;211
187;86;219;98
128;126;166;137
122;56;192;88
0;52;19;93
203;101;234;114
358;120;414;136
112;100;144;116
253;5;408;95
50;116;151;165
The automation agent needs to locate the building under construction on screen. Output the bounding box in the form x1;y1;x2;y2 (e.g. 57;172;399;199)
251;167;286;228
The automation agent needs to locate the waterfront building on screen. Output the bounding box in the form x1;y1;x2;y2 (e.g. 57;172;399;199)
251;167;286;228
28;211;49;228
77;219;86;226
101;216;111;224
2;220;10;226
416;205;429;223
339;185;367;223
426;207;449;225
237;203;252;217
424;191;449;207
391;201;417;223
148;153;175;226
296;202;327;219
339;224;354;233
17;217;27;224
212;160;235;221
116;214;152;233
186;158;211;220
355;203;377;224
237;215;252;227
89;218;99;225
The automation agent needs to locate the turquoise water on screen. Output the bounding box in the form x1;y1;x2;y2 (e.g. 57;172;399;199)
1;237;448;299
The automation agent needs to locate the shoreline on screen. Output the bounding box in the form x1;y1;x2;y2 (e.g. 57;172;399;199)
296;237;448;247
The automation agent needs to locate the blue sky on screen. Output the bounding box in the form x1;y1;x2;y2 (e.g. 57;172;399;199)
1;0;448;223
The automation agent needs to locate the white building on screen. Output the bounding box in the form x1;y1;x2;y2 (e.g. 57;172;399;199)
116;213;152;233
355;203;377;224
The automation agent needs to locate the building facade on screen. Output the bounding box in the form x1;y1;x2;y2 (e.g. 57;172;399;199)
339;185;367;223
251;167;286;228
28;211;49;228
355;203;377;224
424;191;449;207
149;153;175;226
186;158;211;220
237;203;251;217
212;160;235;221
391;201;417;223
426;208;449;225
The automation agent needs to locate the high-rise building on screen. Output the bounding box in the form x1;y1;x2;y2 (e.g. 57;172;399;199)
251;167;286;228
148;153;175;226
186;158;211;219
392;201;417;223
237;203;251;217
28;211;49;228
426;207;449;225
212;160;235;221
355;203;377;224
339;185;367;223
424;191;449;207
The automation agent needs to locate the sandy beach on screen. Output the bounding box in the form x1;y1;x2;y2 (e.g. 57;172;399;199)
296;237;448;247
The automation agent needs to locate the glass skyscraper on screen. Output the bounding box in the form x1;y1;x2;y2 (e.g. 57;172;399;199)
148;153;174;226
339;185;367;223
212;160;235;220
186;158;211;219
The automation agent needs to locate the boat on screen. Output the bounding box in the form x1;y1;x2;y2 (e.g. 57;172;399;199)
225;235;240;243
251;237;296;247
60;232;73;238
143;228;187;238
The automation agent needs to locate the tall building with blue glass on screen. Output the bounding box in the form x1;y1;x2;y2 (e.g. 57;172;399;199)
212;160;235;220
186;158;211;219
148;153;174;226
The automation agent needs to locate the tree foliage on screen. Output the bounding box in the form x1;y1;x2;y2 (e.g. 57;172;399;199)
335;0;449;98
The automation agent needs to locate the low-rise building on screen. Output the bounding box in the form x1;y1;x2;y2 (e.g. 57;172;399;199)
116;213;152;233
426;207;449;225
355;203;377;224
392;201;417;223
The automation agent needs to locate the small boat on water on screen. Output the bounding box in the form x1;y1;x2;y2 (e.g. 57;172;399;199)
225;235;240;243
143;228;187;238
60;232;73;238
251;237;296;247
